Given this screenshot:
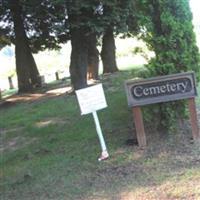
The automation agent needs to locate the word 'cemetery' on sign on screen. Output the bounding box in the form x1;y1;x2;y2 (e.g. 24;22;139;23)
125;72;197;107
132;78;190;98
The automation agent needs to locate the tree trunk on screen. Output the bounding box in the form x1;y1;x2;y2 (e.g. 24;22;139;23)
10;0;40;93
101;26;118;74
87;33;99;80
69;27;88;90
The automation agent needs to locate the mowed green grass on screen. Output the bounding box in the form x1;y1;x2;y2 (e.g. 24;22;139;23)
0;70;200;200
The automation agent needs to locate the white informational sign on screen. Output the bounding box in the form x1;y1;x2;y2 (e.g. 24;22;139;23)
75;84;109;161
75;84;107;115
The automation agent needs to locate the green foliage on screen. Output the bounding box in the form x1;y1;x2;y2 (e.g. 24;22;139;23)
138;0;200;76
65;0;136;36
0;0;68;52
135;0;200;132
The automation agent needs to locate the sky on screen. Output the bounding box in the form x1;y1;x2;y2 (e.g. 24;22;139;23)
190;0;200;26
190;0;200;48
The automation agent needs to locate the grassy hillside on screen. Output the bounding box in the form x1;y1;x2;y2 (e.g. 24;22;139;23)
1;69;200;200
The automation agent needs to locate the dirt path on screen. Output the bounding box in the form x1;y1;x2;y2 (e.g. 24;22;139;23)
0;84;73;109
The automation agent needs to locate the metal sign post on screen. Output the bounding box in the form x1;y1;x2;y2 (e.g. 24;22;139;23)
92;111;109;161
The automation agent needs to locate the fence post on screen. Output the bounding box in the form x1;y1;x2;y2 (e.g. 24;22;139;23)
188;98;200;140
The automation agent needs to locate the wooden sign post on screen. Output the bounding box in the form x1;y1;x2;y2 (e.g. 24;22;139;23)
75;84;109;161
188;98;200;140
132;106;147;147
125;72;199;148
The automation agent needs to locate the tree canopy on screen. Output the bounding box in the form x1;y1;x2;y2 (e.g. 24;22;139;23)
135;0;200;76
0;0;199;93
135;0;200;131
0;0;68;52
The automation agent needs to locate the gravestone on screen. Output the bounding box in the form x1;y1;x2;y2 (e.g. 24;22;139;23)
8;76;14;89
55;72;59;80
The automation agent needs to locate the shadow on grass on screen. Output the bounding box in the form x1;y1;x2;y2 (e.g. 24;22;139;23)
65;126;200;200
0;79;72;110
1;69;200;200
2;100;199;200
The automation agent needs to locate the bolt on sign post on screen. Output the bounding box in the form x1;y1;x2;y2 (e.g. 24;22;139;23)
75;84;109;161
125;72;199;148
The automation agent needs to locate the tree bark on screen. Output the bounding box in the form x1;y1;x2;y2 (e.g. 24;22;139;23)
87;33;99;80
69;27;88;90
10;0;40;93
101;26;118;74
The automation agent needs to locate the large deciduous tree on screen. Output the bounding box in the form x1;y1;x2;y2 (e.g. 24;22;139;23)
100;0;135;73
66;1;89;90
58;0;136;89
66;1;105;89
69;26;89;90
101;26;118;73
11;1;41;92
66;0;135;89
87;33;99;80
1;0;40;92
0;0;67;92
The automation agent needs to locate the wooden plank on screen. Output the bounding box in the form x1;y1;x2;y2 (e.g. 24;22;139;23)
132;106;147;147
125;72;197;107
188;98;200;140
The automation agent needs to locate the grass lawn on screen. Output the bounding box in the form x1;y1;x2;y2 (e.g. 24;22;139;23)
0;68;200;200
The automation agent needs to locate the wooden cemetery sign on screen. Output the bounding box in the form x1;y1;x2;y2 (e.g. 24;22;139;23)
125;72;200;147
